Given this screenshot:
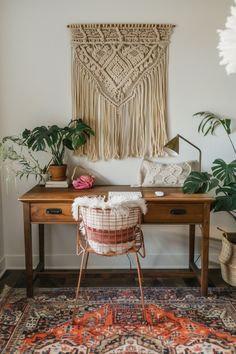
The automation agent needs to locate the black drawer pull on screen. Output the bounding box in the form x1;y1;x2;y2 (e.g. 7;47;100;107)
170;208;186;215
46;208;62;215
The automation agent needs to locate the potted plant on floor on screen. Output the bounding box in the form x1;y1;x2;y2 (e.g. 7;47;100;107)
182;111;236;286
183;111;236;218
22;119;94;181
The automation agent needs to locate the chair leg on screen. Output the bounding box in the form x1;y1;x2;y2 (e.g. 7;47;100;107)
72;251;88;323
138;259;144;285
134;252;145;321
84;252;89;272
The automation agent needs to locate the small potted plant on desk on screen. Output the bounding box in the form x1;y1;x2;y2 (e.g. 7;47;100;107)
22;119;94;181
0;119;94;185
183;112;236;286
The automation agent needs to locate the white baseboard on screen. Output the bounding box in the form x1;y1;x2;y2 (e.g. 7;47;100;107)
5;252;220;270
0;256;6;278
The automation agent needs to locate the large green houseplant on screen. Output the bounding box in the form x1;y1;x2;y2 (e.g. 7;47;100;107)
0;118;94;183
183;112;236;221
22;119;94;166
21;118;94;181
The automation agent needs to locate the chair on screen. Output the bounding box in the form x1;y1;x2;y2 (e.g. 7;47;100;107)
71;196;147;323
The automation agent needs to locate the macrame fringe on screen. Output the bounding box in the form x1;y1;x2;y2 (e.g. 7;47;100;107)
72;54;168;161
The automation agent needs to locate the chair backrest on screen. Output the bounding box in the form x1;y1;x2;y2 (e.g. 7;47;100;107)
79;205;142;256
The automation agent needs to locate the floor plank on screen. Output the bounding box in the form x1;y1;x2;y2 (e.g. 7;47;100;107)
0;268;229;292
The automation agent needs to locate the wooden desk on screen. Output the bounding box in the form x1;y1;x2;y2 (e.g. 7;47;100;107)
19;185;213;297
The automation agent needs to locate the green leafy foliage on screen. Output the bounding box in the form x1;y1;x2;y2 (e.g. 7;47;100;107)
214;193;236;212
183;111;236;218
0;118;95;183
0;140;49;182
182;171;218;194
194;111;232;135
0;142;18;162
212;159;236;184
22;119;94;165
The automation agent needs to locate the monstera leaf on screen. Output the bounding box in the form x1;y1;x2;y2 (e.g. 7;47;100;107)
211;159;236;185
213;194;236;212
183;111;236;217
22;126;54;152
21;119;94;165
182;171;219;194
194;111;231;135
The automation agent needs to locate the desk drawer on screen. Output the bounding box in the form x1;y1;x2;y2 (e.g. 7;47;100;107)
31;203;74;223
143;203;203;224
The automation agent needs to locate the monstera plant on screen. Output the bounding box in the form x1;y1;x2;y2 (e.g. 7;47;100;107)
22;119;94;166
183;112;236;221
0;118;95;183
22;119;94;180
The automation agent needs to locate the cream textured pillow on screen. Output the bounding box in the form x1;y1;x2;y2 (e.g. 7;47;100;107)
138;159;199;187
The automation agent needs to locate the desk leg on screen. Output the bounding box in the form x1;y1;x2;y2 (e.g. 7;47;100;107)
39;224;45;270
201;203;210;296
23;203;33;297
189;224;195;269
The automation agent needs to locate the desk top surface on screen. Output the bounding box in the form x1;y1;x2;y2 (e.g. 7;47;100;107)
19;185;213;204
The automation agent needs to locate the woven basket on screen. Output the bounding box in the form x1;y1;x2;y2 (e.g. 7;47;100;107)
80;206;141;255
219;232;236;286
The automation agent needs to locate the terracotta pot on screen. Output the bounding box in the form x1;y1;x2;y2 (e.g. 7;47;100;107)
49;165;67;181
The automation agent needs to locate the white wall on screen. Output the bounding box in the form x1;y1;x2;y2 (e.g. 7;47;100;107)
0;0;235;271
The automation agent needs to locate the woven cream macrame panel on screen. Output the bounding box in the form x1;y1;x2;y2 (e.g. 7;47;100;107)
68;23;174;161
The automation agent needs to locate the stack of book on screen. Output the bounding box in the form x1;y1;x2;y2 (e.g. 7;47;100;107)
45;179;69;188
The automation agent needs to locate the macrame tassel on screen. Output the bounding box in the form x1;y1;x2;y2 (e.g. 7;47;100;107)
119;59;168;159
72;53;168;161
72;60;98;160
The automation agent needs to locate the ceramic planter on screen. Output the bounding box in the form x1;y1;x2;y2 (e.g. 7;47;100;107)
48;165;67;181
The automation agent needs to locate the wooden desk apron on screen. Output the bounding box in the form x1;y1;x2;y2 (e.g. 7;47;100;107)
19;185;213;297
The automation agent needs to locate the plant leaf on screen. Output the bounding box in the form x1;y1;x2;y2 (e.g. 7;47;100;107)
211;159;236;185
183;171;218;194
193;111;232;136
213;194;236;212
216;182;236;196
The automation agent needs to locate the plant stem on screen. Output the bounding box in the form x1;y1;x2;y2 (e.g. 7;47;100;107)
227;134;236;155
221;122;236;154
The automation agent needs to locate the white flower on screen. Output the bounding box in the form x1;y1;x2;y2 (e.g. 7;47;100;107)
218;0;236;74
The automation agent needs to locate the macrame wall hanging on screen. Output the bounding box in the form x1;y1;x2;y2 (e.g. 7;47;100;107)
68;23;175;161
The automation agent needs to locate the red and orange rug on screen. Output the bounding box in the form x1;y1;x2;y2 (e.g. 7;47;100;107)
1;286;236;353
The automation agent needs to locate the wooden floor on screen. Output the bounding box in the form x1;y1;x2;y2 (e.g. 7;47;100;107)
0;268;229;292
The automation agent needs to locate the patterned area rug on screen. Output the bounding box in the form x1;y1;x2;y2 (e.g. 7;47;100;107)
1;286;236;353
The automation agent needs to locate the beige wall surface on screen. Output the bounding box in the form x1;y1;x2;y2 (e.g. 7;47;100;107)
0;0;235;270
0;181;4;277
0;30;4;274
